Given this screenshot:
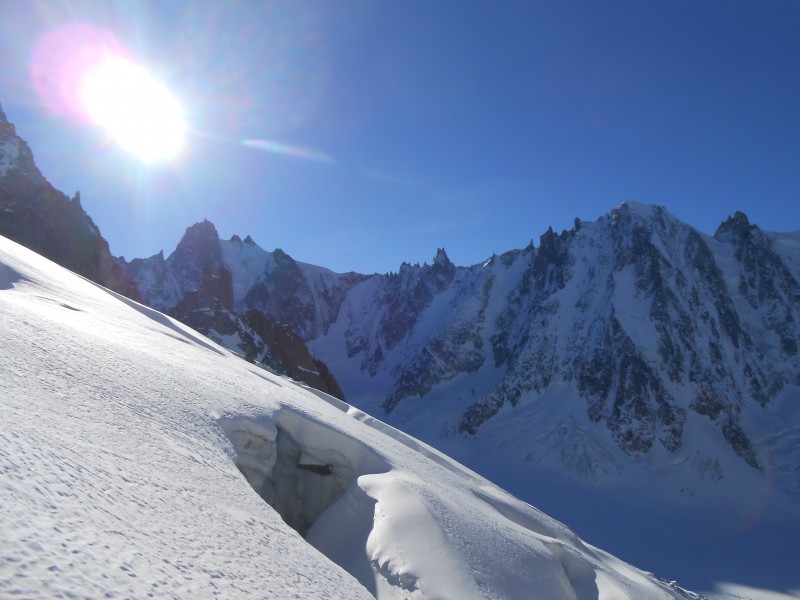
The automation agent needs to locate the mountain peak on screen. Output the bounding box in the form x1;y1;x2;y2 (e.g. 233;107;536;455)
714;211;754;242
433;247;452;267
179;220;219;246
0;110;39;179
611;201;675;225
617;200;656;214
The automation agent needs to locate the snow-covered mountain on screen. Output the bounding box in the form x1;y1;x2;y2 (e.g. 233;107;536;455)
120;219;354;397
124;219;365;339
1;234;701;598
124;204;800;496
123;204;800;596
311;203;798;477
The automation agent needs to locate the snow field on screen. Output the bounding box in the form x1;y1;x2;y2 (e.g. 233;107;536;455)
1;235;694;599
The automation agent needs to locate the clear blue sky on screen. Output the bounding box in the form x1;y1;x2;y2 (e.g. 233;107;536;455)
1;0;799;274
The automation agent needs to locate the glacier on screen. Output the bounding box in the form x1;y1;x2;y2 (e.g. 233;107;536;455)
0;234;703;598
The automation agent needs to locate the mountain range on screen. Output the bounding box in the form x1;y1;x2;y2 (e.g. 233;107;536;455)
117;199;800;506
2;101;799;597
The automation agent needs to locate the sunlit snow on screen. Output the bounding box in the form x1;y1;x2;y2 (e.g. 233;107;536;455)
0;234;695;598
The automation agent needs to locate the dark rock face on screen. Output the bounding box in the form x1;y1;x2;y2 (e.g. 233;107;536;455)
169;220;224;297
167;259;344;400
243;248;318;339
716;212;800;360
242;310;344;400
129;222;349;398
0;105;141;301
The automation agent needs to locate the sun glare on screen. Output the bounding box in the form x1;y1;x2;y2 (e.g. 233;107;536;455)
80;58;186;163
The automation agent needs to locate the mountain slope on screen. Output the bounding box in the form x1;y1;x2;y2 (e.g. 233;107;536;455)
0;107;344;398
0;234;697;599
122;220;349;398
0;103;140;301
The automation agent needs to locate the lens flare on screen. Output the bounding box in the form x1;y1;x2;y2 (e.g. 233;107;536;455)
80;57;186;163
31;23;128;124
242;139;335;165
30;23;186;163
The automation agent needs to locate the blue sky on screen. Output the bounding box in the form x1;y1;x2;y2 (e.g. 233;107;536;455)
1;0;799;274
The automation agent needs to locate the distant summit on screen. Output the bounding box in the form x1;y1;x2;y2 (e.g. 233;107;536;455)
119;219;349;399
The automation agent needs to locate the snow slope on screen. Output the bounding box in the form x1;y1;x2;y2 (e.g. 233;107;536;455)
0;235;696;599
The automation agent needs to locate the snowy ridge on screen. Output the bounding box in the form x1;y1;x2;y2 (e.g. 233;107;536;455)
0;234;696;598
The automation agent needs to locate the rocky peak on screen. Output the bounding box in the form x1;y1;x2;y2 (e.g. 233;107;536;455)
175;220;220;256
272;247;288;259
433;247;451;266
167;220;224;299
714;211;754;244
0;106;139;301
243;234;255;245
230;234;242;244
538;226;559;257
431;247;456;280
267;247;300;274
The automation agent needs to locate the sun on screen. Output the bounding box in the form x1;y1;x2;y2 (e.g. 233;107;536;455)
79;57;186;163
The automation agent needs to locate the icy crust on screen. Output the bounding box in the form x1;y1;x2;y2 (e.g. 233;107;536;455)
0;235;693;599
